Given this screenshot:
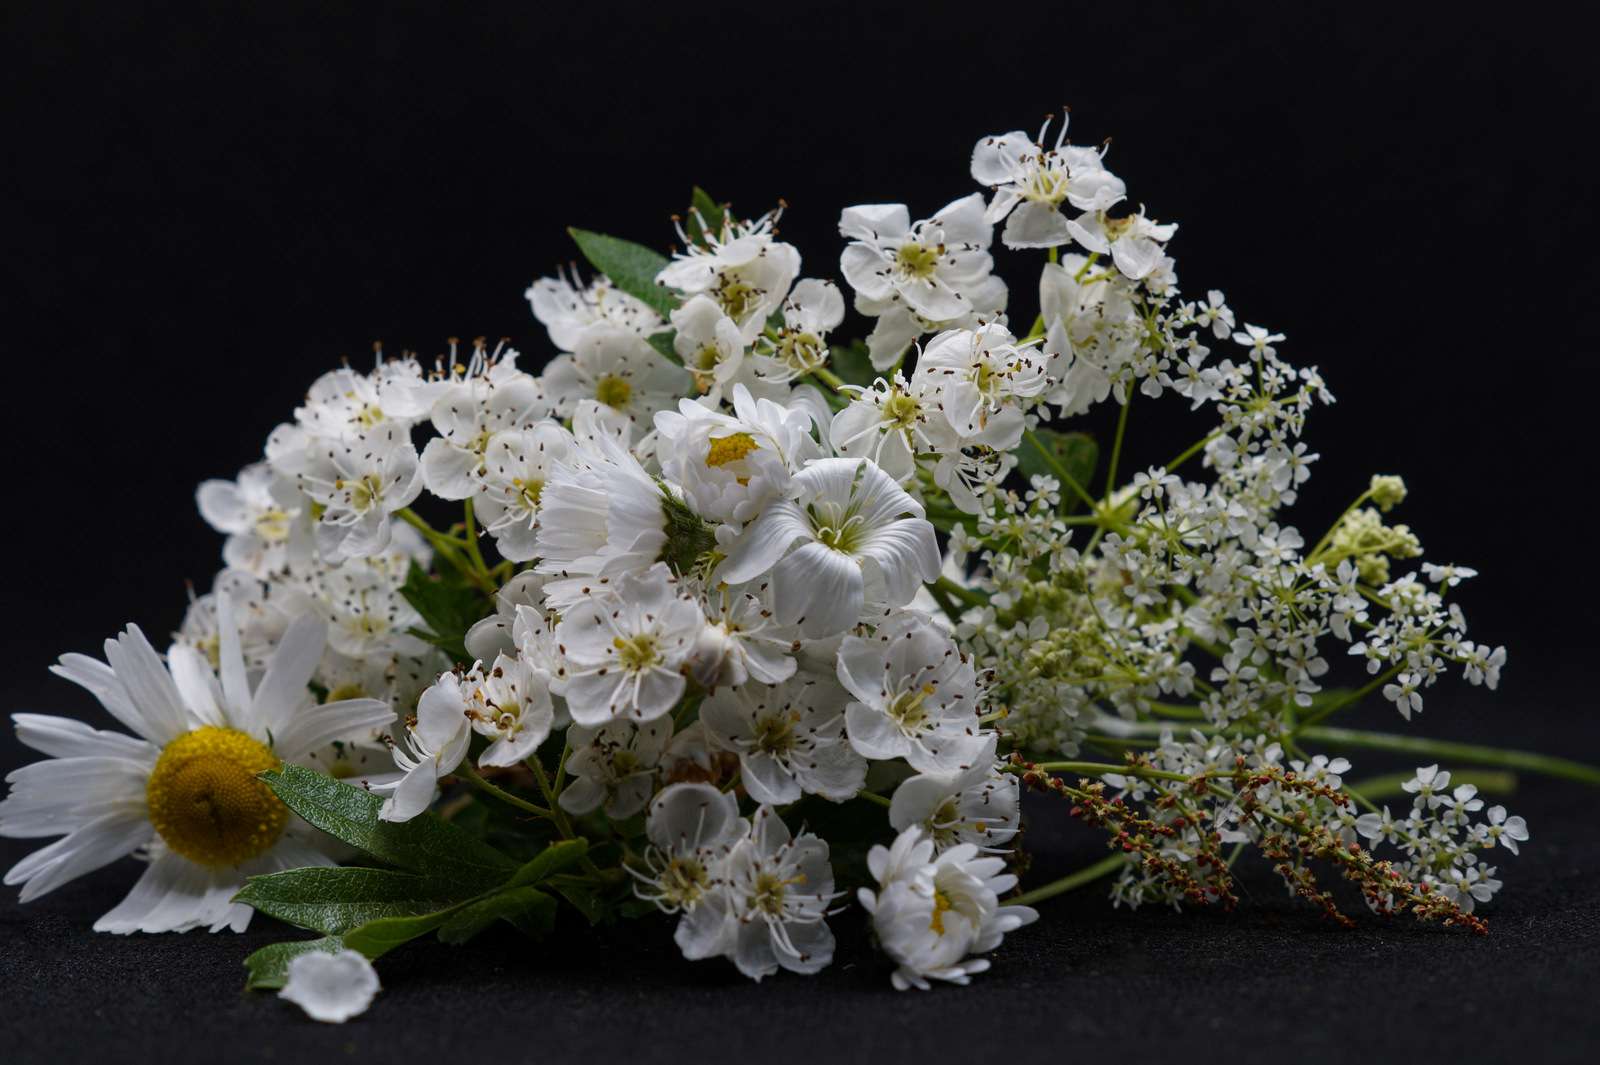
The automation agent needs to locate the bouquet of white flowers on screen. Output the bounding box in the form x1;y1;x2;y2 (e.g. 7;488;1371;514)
6;112;1590;1021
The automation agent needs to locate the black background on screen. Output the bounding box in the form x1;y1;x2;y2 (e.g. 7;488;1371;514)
1;3;1597;1062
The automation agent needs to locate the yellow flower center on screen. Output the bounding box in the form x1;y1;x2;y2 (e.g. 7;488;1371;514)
895;243;941;279
929;888;954;934
715;280;759;322
515;477;545;508
705;432;760;468
613;633;661;672
145;727;287;868
887;684;936;730
595;374;632;410
882;390;921;430
254;507;292;544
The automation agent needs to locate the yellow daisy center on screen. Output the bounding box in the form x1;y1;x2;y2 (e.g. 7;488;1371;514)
145;727;287;868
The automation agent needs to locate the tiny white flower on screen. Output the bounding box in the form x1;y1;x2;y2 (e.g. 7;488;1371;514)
889;740;1020;853
970;115;1126;249
914;323;1048;450
279;949;380;1023
752;278;845;382
473;421;573;562
196;462;308;577
718;806;838;981
838;194;998;324
657;210;801;344
558;719;672;819
418;359;547;500
526;268;663;350
467;653;555;768
540;325;690;442
297;427;424;562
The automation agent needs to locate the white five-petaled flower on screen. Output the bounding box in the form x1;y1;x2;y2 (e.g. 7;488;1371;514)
839;194;1000;325
718;457;940;638
375;669;475;822
837;611;989;774
828;373;957;482
914;322;1049;450
888;738;1019;853
0;599;395;932
657;210;802;345
296;426;424;562
558;719;672;819
858;826;1037;990
714;805;839;982
466;652;555;768
635;782;750;965
418;358;547;500
526;267;664;351
702;673;866;805
970;115;1126;249
752;278;845;382
540;325;690;442
552;564;703;725
473;421;574;563
196;462;308;578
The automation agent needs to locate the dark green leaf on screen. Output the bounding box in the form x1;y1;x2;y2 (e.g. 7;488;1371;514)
506;839;589;888
646;330;682;365
568;228;679;318
399;561;481;662
341;910;455;957
551;880;607;925
242;936;343;990
261;765;516;889
436;886;557;945
234;866;468;936
828;340;878;388
1016;429;1099;513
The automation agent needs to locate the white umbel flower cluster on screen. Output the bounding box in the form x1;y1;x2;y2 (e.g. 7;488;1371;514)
4;113;1548;1013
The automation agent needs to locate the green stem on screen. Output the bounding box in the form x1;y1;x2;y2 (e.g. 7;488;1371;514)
811;366;848;392
934;575;986;609
1104;395;1132;498
397;508;495;594
458;764;552;818
462;500;491;578
856;790;892;809
1012;853;1128;908
1301;726;1600;787
526;755;605;877
1023;428;1098;510
1295;665;1403;729
1162;430;1220;475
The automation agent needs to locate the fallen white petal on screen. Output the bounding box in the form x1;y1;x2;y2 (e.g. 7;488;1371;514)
279;949;380;1023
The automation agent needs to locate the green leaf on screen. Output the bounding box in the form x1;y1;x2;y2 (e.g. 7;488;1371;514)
506;839;589;888
568;227;680;318
261;765;516;889
341;910;456;958
646;330;682;365
242;936;344;990
828;340;878;388
1016;428;1099;513
436;886;557;945
551;880;607;925
234;866;468;936
685;186;728;247
399;561;481;662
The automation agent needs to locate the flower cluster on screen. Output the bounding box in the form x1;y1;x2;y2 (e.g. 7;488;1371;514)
4;112;1554;1022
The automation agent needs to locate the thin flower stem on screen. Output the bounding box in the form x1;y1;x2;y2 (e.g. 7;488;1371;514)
934;575;986;608
811;365;848;392
458;764;552;818
1161;430;1220;475
1104;395;1132;498
856;790;892;809
462;500;491;578
1012;853;1128;908
525;756;605;878
1023;427;1098;510
397;507;495;594
1294;665;1404;729
1300;726;1600;787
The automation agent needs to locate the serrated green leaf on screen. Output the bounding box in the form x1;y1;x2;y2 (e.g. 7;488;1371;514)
828;340;878;388
506;839;588;888
436;886;557;944
568;228;679;318
399;561;481;662
261;765;516;889
242;936;344;990
234;866;468;936
685;187;728;247
1017;428;1098;513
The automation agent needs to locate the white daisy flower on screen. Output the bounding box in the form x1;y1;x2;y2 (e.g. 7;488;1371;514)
836;611;989;774
701;673;866;805
0;601;395;933
858;826;1037;990
551;564;703;726
718;457;940;638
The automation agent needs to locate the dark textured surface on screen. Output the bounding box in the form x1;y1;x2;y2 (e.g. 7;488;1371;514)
3;1;1597;1061
3;651;1597;1064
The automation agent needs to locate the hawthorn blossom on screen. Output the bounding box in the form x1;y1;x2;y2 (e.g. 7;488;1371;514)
296;427;423;562
558;719;672;819
195;462;307;577
657;210;801;344
701;674;866;805
970;116;1126;249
